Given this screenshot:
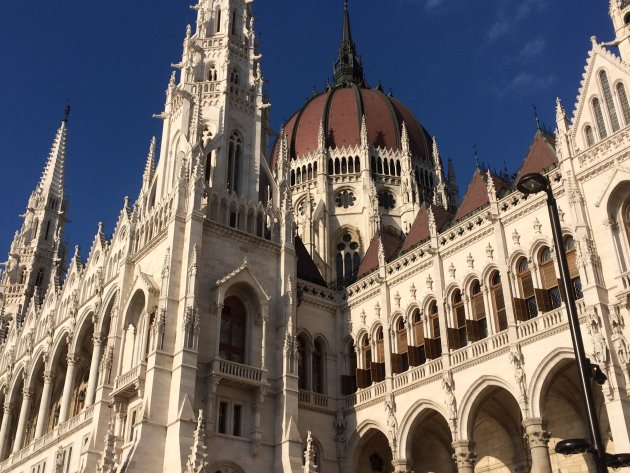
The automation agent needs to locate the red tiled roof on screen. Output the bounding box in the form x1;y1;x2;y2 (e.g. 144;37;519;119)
401;204;453;252
295;236;326;286
454;169;510;221
515;130;558;182
356;229;405;278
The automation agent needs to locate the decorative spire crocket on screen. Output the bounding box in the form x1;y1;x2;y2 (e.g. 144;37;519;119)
333;0;365;87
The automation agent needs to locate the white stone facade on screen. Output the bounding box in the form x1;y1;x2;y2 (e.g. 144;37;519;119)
2;1;630;472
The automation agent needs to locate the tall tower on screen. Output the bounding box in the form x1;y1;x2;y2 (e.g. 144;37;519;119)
333;0;365;87
610;0;630;61
0;109;68;326
150;0;270;206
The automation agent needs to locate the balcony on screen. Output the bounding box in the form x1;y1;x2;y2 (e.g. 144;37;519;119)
211;359;266;388
0;406;94;470
111;363;146;399
298;390;330;410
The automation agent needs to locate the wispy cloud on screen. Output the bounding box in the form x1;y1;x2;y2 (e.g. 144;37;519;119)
488;0;545;41
484;71;556;98
518;36;547;60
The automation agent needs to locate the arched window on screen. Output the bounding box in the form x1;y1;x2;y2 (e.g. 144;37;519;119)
449;290;467;349
428;301;442;358
208;66;217;82
593;98;608;139
216;8;222;33
227;132;242;194
392;318;409;374
539;246;562;312
219;296;247;364
335;232;361;284
600;71;620;132
584;125;595;147
514;257;537;321
312;340;324;394
490;271;507;332
340;340;357;395
410;308;426;366
470;280;488;340
372;328;386;383
565;236;583;300
356;335;372;389
617;82;630;126
230;68;240;85
297;335;308;390
35;268;44;288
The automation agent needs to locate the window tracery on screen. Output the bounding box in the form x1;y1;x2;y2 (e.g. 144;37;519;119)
335;232;361;283
227;132;242;194
219;296;246;364
593;97;608;139
600;70;620;132
618;82;630;125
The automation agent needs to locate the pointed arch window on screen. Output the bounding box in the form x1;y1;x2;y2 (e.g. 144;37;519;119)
514;257;537;320
340;340;357;395
617;82;630;126
409;308;426;367
584;125;595;147
470;280;488;340
219;296;246;364
335;232;361;284
227;132;243;194
372;328;386;383
593;97;608;139
216;8;222;33
391;318;409;374
600;71;621;132
564;235;583;300
490;271;508;332
297;335;308;390
356;334;372;389
539;246;562;312
312;340;324;394
448;289;467;349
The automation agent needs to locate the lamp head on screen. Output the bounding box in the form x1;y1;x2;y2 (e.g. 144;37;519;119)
555;438;594;455
516;172;549;195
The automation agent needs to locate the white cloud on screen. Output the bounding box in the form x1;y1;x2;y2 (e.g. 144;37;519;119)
487;0;546;41
518;37;546;60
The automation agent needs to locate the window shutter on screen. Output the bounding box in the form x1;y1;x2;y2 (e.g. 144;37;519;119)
341;375;356;395
447;328;461;350
391;353;403;374
425;339;438;360
356;369;371;389
466;319;480;343
540;262;557;289
513;298;529;322
371;362;386;383
413;321;425;345
535;288;552;313
567;250;579;279
557;279;567;303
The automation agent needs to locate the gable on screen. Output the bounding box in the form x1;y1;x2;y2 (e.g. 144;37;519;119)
571;42;630;152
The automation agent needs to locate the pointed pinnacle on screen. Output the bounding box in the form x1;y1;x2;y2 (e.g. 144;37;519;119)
39;115;68;199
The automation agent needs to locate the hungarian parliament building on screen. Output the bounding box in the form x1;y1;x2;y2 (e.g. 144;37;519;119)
2;0;630;472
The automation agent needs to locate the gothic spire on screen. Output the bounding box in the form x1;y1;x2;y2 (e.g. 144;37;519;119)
333;0;365;87
38;106;69;201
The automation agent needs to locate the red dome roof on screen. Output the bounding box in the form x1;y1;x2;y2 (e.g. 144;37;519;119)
273;84;432;167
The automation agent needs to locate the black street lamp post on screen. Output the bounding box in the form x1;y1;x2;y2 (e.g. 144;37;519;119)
516;172;608;472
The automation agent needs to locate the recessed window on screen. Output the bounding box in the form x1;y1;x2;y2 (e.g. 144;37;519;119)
335;190;356;208
378;191;396;210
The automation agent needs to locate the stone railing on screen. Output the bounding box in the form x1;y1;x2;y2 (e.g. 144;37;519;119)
0;405;94;470
298;390;329;409
393;358;443;391
517;306;566;340
212;359;264;385
112;363;146;398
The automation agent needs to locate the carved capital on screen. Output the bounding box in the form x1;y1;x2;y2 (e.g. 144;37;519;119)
522;418;550;449
452;441;477;469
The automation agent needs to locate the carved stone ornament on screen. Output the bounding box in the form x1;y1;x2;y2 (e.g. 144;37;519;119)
426;274;433;291
394;292;401;308
467;253;474;269
410;283;417;300
360;310;367;326
533;218;542;234
374;302;381;319
486;243;494;260
512;229;521;246
449;263;456;280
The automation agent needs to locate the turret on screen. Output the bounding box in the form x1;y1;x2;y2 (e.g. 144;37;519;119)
447;158;459;210
0;108;69;325
432;137;449;210
609;0;630;62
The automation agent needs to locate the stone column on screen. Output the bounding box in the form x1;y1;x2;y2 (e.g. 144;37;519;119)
392;458;412;473
58;354;77;424
452;440;476;473
13;388;32;452
522;418;552;473
35;371;54;439
0;401;13;460
86;337;103;407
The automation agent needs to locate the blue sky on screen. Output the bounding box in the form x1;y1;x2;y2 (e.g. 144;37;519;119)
0;0;615;260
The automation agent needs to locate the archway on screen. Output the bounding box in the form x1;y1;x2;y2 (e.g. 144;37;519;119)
407;409;455;473
467;385;528;472
355;428;393;473
542;359;610;472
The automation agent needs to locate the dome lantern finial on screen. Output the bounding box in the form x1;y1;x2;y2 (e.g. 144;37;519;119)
333;0;365;87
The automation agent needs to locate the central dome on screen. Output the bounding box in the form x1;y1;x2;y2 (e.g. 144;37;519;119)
275;84;432;165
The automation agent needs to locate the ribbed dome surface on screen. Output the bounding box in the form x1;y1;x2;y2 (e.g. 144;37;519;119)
273;84;432;167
